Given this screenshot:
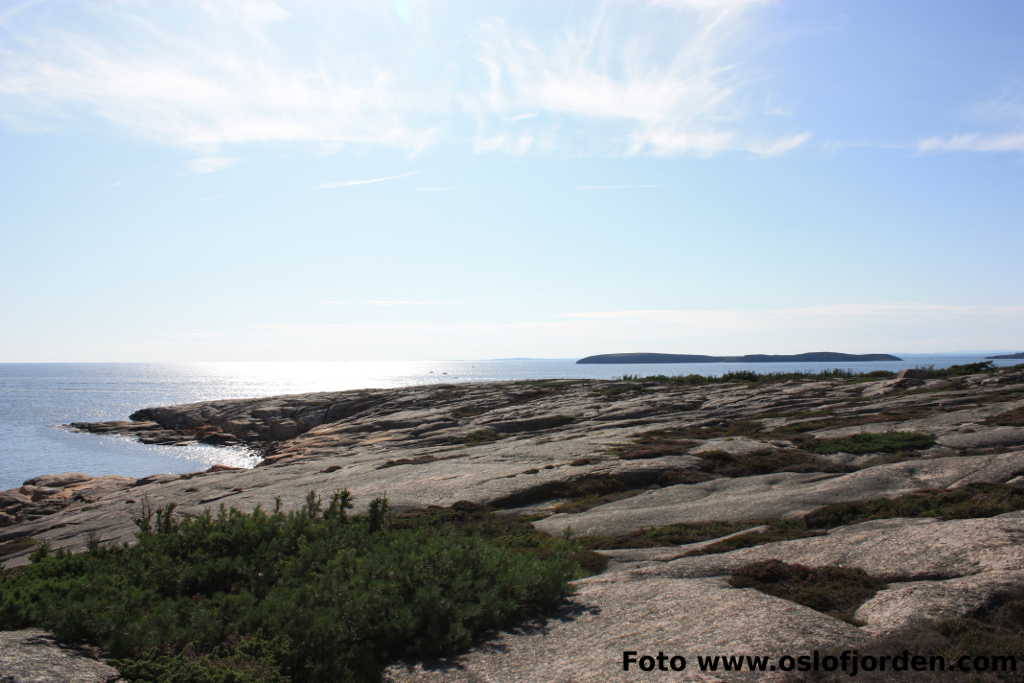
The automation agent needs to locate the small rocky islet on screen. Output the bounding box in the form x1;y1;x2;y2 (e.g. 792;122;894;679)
3;363;1024;680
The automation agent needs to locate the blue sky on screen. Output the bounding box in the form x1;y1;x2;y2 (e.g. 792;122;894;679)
1;0;1022;361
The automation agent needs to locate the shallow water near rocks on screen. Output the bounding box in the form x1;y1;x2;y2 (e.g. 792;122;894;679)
0;356;1017;490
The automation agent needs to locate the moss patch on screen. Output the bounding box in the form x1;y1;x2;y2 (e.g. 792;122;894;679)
728;560;887;624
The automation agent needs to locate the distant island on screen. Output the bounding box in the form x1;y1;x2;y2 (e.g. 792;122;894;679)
577;352;902;364
987;352;1024;360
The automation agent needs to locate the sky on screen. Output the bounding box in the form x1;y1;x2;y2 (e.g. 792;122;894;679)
1;0;1022;361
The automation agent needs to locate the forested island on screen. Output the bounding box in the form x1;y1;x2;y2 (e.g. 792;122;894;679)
577;351;902;364
988;352;1024;360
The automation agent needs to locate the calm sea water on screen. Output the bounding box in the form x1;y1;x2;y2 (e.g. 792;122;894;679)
1;356;1018;490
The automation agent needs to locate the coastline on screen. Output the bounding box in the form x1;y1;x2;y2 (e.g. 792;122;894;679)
4;363;1024;679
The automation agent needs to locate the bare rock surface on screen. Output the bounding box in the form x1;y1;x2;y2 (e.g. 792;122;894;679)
0;629;120;682
4;364;1024;680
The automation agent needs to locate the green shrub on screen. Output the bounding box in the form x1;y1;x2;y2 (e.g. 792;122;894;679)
0;493;585;682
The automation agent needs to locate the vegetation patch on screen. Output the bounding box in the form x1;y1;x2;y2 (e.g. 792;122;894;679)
619;369;894;386
806;431;936;455
630;419;765;443
985;406;1024;427
803;483;1024;529
728;560;887;623
376;454;438;469
579;483;1024;555
691;522;824;555
0;494;589;682
906;361;998;379
615;439;699;460
791;587;1024;682
694;448;838;477
490;469;703;511
490;415;576;434
461;428;505;445
451;404;492;418
769;407;934;436
552;490;645;514
578;520;760;550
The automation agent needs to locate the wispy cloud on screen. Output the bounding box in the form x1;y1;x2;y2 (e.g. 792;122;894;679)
748;132;812;157
646;0;774;11
468;5;808;158
187;156;237;173
576;184;661;190
0;0;46;26
0;0;804;159
916;84;1024;154
366;299;461;307
917;133;1024;153
316;170;419;190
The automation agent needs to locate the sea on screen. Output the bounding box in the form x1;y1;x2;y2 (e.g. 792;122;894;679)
2;356;1020;491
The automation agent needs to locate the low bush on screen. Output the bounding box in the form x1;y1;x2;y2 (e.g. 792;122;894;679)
0;493;587;682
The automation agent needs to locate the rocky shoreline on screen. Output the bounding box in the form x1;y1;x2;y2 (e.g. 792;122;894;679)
3;364;1024;680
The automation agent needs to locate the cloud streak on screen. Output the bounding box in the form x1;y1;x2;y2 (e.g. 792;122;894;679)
317;171;419;189
917;133;1024;153
576;184;661;190
187;156;237;173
